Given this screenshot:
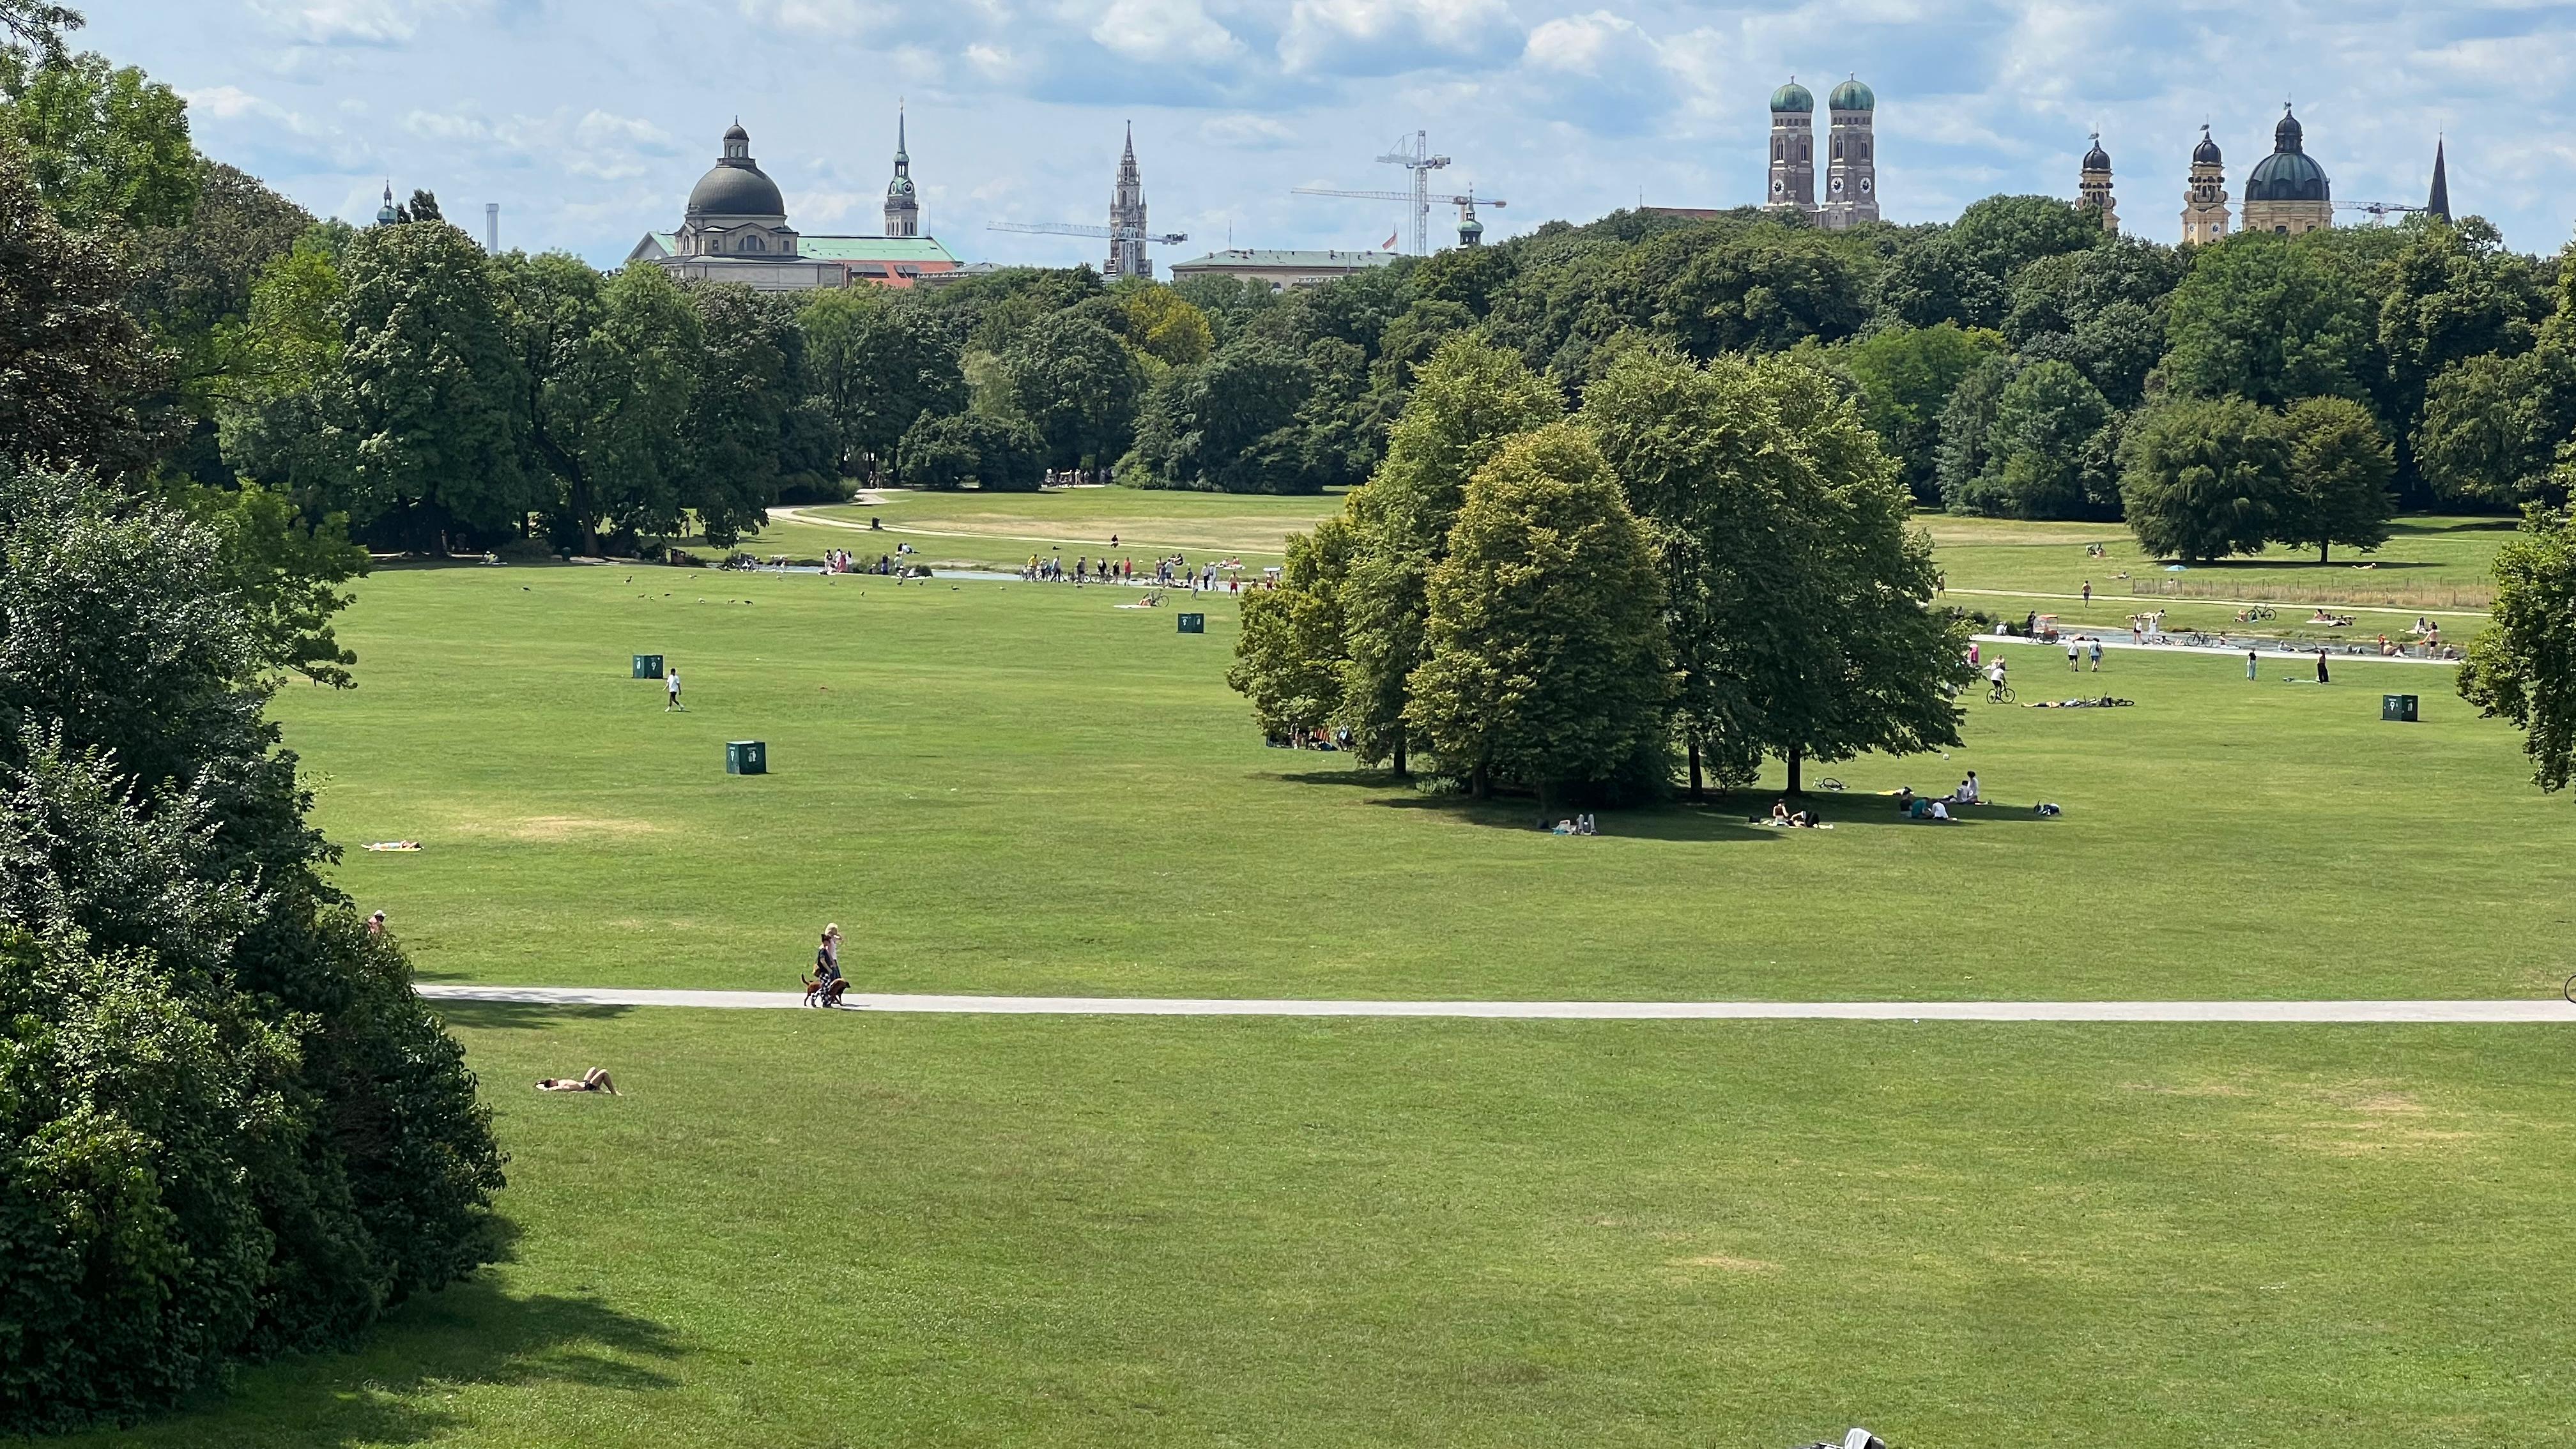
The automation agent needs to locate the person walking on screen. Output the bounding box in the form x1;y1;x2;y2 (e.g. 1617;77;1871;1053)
2089;638;2104;673
2315;648;2330;686
2082;579;2092;604
2246;649;2259;682
665;665;684;711
2067;636;2082;672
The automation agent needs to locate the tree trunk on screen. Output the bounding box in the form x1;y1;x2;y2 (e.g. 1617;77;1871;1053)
1537;778;1557;821
1471;763;1490;799
1786;746;1804;797
1392;728;1409;779
2319;541;2331;564
1687;741;1704;801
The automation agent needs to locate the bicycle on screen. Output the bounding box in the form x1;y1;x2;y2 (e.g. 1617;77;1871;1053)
2563;973;2576;1006
1985;683;2017;705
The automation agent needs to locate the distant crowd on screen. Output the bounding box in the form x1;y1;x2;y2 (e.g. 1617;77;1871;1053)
1023;546;1257;594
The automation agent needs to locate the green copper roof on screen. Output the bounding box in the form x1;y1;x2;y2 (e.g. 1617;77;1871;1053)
1828;77;1874;111
794;235;957;263
1770;80;1814;112
1169;249;1402;270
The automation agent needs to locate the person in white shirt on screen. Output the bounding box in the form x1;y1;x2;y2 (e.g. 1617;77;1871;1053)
1953;772;1981;805
664;667;683;711
2066;638;2082;671
1986;661;2007;699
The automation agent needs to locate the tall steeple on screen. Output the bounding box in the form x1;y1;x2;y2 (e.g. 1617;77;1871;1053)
2427;136;2451;224
883;100;920;237
1765;78;1816;214
1107;121;1149;279
375;181;399;226
2181;123;2229;245
2079;131;2117;234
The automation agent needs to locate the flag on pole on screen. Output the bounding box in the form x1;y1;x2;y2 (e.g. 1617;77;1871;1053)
1382;231;1399;250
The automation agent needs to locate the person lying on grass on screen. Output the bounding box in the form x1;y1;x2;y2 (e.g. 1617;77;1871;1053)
537;1068;618;1094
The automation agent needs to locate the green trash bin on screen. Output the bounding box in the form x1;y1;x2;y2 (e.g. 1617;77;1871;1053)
2381;693;2418;723
726;740;768;775
1177;613;1206;634
632;654;664;679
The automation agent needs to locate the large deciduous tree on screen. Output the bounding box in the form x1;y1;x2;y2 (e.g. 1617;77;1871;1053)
2159;233;2376;408
1405;422;1669;812
802;289;965;480
999;309;1141;477
1229;514;1359;744
1122;333;1317;493
2117;396;2292;562
2278;395;2395;563
2459;501;2576;794
894;411;1042;492
498;253;699;552
337;218;530;546
1839;321;2005;504
0;132;169;472
0;45;194;231
1335;335;1560;774
684;282;801;547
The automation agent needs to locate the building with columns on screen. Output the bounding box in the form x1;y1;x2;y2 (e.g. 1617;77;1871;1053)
2079;133;2117;234
2181;125;2230;244
2241;104;2332;235
628;118;960;291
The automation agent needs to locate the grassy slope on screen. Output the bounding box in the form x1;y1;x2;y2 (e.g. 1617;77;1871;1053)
81;1009;2576;1448
279;565;2570;1002
742;487;1344;573
1922;515;2512;617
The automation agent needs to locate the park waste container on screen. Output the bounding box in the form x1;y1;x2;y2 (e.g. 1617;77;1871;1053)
1177;613;1206;634
632;654;664;679
2382;694;2418;723
726;740;768;775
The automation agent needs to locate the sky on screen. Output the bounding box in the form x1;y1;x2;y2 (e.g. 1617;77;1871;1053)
81;0;2576;271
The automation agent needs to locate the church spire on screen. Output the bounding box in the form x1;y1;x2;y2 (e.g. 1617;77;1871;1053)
882;99;921;237
2428;136;2451;223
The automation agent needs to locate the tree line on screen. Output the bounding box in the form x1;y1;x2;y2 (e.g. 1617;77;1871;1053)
0;6;503;1431
1230;335;1964;811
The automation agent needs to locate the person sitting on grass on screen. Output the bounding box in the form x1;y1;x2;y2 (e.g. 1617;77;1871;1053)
537;1068;618;1094
1894;786;1915;813
1768;800;1795;825
1952;772;1981;805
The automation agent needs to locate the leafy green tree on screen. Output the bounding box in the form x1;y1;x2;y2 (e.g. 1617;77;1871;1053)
1839;321;2005;502
1405;422;1669;811
2459;502;2576;792
128;162;314;484
403;188;440;224
214;228;350;506
496;252;698;552
1975;359;2112;519
0;46;193;231
0;1;82;65
2160;232;2375;407
2279;395;2395;562
1882;195;2103;330
684;282;799;546
1582;347;1963;795
2377;217;2547;481
2118;397;2292;562
1122;333;1315;493
1337;335;1560;774
1932;353;2016;513
801;289;965;479
2000;234;2188;346
0;463;503;1432
1657;228;1869;355
1112;281;1213;367
1228;513;1358;741
2415;346;2576;505
337;218;530;544
999;309;1140;476
895;411;1042;491
0;132;168;472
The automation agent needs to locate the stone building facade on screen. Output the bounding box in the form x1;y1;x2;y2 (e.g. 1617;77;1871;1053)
627;119;960;291
2079;133;2117;234
2181;126;2231;245
1768;76;1876;228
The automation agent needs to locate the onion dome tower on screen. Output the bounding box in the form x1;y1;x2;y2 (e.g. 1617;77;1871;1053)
374;182;399;226
2181;125;2230;244
1766;79;1816;214
1820;75;1877;229
1458;197;1485;247
2242;103;2331;235
2079;132;2117;234
884;102;920;238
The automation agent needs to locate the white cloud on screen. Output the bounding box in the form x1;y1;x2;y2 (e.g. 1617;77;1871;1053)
250;0;484;45
402;107;677;183
1088;0;1243;64
733;0;901;36
1202;112;1300;148
1279;0;1521;74
181;85;275;122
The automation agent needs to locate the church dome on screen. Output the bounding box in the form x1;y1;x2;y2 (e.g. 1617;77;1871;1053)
689;161;785;218
1828;77;1874;112
2246;108;2328;203
2083;135;2112;172
1770;80;1814;113
2193;126;2223;166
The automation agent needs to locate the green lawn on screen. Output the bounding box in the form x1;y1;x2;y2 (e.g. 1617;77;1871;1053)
1922;514;2513;617
281;564;2566;1003
737;486;1344;573
76;1009;2576;1449
120;555;2576;1448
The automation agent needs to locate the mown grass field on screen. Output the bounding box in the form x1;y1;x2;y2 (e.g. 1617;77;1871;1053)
89;515;2576;1448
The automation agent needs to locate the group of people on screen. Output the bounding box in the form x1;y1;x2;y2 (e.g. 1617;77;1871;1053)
1549;815;1600;835
1893;772;1981;823
823;548;903;576
1020;549;1248;594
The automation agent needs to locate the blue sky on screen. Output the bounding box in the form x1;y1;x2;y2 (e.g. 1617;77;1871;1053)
84;0;2576;270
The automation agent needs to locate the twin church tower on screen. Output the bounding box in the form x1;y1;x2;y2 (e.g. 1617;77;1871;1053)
1765;76;1878;229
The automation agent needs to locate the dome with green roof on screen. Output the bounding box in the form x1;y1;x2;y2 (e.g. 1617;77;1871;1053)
1770;79;1814;113
2244;105;2329;204
1828;77;1874;112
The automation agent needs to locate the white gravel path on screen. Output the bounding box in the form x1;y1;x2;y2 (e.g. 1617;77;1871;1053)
416;985;2576;1023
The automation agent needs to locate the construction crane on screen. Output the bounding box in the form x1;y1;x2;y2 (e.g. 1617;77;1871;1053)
1292;185;1506;251
2334;202;2429;225
1296;131;1461;256
987;220;1188;271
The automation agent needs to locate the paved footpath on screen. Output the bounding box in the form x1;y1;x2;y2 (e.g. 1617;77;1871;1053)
417;985;2575;1023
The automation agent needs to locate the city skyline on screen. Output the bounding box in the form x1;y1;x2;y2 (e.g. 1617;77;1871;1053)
85;1;2573;268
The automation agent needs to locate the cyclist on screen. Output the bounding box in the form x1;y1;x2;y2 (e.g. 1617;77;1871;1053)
1986;658;2009;702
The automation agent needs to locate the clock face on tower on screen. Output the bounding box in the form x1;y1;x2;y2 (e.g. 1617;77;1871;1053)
1772;180;1784;195
1830;178;1843;194
1860;178;1873;194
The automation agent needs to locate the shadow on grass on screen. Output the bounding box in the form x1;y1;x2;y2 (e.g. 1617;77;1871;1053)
2168;556;2442;573
425;1000;640;1031
72;1276;686;1449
